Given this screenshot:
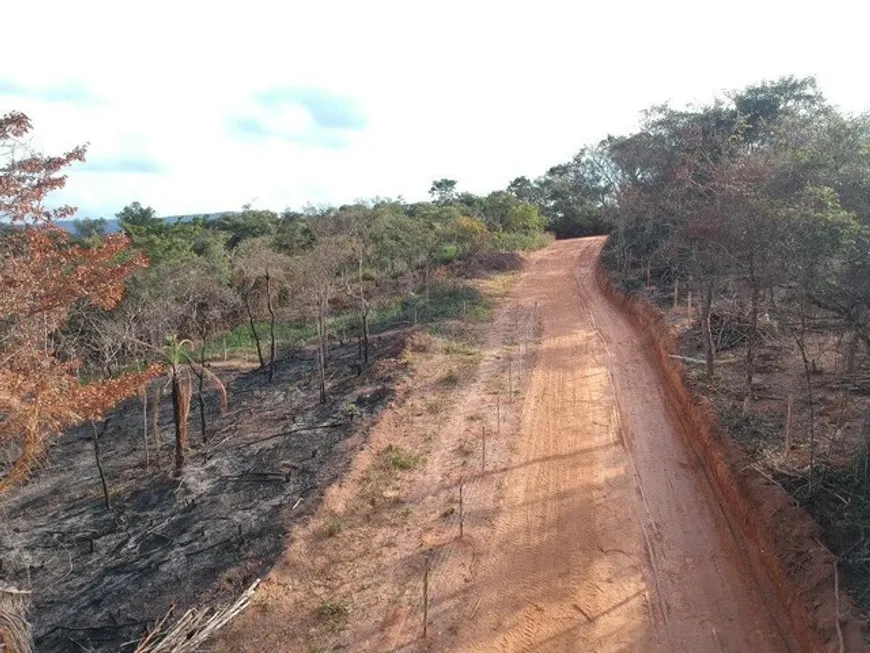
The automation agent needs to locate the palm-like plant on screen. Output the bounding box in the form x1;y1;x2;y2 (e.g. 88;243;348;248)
162;336;227;473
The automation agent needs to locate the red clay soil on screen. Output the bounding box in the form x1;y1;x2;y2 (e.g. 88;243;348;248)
593;237;866;653
447;238;793;652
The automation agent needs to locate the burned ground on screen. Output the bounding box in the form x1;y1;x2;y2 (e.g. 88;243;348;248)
0;333;407;652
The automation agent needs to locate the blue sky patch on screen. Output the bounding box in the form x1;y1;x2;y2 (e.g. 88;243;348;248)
253;87;367;131
79;156;166;174
0;79;100;104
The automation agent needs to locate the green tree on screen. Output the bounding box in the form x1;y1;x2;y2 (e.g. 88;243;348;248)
72;217;109;244
213;204;280;249
429;178;458;204
117;201;160;231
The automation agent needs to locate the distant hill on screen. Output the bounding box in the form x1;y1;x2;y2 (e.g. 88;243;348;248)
55;212;234;235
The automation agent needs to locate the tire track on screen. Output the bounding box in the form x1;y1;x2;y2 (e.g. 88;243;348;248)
450;237;792;652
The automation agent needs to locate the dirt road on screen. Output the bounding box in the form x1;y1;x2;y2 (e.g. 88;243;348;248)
449;237;796;652
217;237;800;653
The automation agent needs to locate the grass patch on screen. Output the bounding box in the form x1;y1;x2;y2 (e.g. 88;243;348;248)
479;271;521;299
487;231;553;252
441;339;479;357
203;321;314;360
396;285;490;324
441;367;461;386
316;599;350;632
322;517;344;538
199;280;491;364
382;444;423;470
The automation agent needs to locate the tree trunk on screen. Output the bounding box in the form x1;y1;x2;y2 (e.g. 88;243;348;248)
150;383;161;470
266;269;276;383
744;257;761;413
702;279;715;381
92;420;111;510
795;297;817;483
171;367;190;473
359;255;369;364
320;293;330;369
244;291;265;369
198;346;207;444
141;390;149;470
317;308;327;403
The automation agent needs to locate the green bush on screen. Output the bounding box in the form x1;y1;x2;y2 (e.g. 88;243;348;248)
382;444;423;470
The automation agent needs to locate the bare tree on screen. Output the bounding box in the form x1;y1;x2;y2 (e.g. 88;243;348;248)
233;239;294;380
303;237;347;402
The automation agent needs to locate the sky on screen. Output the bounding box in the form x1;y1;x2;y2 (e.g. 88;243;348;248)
3;0;869;218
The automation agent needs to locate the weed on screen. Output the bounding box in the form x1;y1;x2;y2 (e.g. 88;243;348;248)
442;339;479;356
441;367;461;386
383;444;423;470
317;599;350;632
323;517;344;538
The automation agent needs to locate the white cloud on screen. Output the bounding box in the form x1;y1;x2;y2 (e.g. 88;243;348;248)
2;0;869;217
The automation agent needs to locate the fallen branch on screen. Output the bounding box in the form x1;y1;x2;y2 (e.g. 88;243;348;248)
232;422;346;449
133;579;260;653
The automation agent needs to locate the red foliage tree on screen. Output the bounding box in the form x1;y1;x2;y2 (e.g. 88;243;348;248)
0;111;158;490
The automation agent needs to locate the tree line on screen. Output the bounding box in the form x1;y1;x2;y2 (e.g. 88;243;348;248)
599;76;870;479
4;74;867;490
1;119;567;487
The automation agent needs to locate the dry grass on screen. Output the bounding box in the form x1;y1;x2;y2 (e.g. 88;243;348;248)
477;271;521;299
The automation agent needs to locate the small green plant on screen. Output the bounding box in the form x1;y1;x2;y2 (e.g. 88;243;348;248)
441;339;479;356
317;599;350;632
323;517;344;538
345;402;359;422
308;646;326;653
383;444;422;470
441;367;461;386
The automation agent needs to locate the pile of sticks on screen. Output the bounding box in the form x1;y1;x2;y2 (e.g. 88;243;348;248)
133;579;260;653
0;587;33;653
